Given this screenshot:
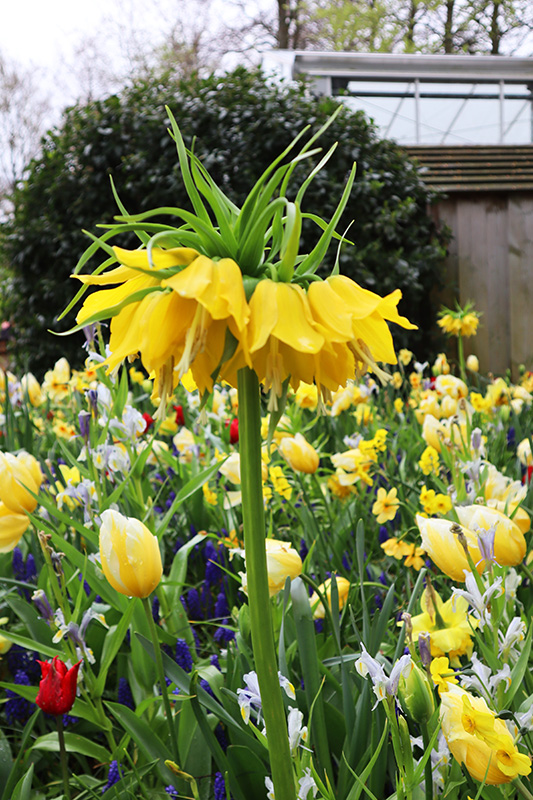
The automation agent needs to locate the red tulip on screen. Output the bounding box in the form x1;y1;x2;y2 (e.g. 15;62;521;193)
229;417;239;444
36;656;81;715
142;412;154;432
173;405;185;426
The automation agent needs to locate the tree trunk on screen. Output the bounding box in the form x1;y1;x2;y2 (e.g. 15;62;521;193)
490;0;501;54
443;0;455;53
277;0;290;48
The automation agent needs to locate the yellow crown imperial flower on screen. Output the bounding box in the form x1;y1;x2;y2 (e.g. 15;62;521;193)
75;247;250;415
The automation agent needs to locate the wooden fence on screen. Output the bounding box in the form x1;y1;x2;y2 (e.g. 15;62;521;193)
405;146;533;378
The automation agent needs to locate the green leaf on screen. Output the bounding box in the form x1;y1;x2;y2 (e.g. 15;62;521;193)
226;745;267;799
105;701;175;784
0;632;57;659
0;711;38;800
0;727;13;791
31;732;111;763
11;763;34;800
94;599;136;697
502;623;533;706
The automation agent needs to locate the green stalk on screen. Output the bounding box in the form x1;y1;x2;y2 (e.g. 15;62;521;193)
421;722;433;800
141;596;179;761
457;334;466;383
56;716;71;800
238;367;296;800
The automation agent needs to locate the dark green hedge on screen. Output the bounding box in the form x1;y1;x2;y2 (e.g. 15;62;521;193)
1;67;448;375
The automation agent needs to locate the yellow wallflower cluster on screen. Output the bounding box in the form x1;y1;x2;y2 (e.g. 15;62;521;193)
269;466;292;500
419;485;452;515
330;432;387;489
418;445;440;476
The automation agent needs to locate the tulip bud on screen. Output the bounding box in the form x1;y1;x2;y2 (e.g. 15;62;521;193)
309;576;351;619
99;510;162;598
0;451;43;515
240;538;302;598
398;662;436;724
36;656;81;715
278;433;319;474
466;354;479;373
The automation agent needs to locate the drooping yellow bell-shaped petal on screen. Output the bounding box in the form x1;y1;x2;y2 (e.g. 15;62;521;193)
99;509;162;598
248;280;324;355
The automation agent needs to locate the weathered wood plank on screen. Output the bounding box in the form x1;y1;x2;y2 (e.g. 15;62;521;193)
508;195;533;375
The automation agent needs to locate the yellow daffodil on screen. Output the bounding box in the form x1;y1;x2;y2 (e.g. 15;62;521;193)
42;357;71;401
309;576;351;619
440;687;531;784
381;537;412;559
99;509;162;598
278;433;319;474
398;348;413;366
435;374;468;400
410;587;478;665
403;543;426;570
430;656;458;695
372;487;400;524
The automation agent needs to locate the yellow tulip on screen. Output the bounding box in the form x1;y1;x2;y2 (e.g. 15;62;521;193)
415;514;484;582
0;503;30;553
99;510;162;598
20;373;45;407
309;576;350;619
455;505;526;567
240;538;302;597
0;452;42;515
466;354;479;372
278;433;319;474
440;687;531;784
0;616;12;655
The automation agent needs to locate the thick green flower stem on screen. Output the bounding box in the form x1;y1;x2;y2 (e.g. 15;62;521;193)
141;596;179;762
457;334;466;383
238;367;297;800
56;716;71;800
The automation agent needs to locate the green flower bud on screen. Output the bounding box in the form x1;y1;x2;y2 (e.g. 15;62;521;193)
398;662;436;725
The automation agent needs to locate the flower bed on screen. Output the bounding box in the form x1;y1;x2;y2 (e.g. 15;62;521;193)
0;343;532;799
